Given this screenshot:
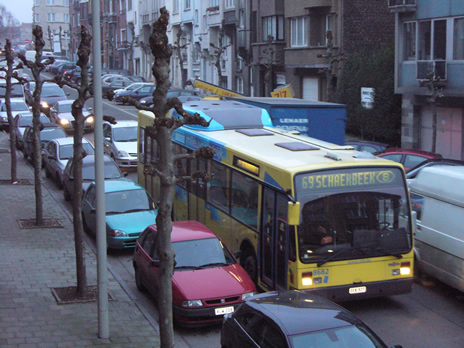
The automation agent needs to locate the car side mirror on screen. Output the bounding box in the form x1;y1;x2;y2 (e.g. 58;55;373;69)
105;137;111;142
234;250;242;259
123;172;128;177
150;259;160;267
90;208;96;214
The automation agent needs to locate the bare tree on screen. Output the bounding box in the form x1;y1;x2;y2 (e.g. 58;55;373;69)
209;19;230;86
110;8;214;346
420;72;444;154
172;29;188;88
0;39;24;183
17;25;55;225
317;31;344;102
260;35;276;97
47;26;53;52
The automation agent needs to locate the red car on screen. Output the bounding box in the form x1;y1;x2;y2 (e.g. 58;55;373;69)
133;221;257;327
377;147;441;171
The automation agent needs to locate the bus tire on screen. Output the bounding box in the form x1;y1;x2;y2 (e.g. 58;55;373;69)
241;249;257;284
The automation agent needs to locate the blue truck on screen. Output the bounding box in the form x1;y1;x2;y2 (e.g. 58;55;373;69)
226;97;346;145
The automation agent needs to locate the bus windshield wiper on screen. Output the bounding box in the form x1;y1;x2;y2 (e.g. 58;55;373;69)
317;248;355;267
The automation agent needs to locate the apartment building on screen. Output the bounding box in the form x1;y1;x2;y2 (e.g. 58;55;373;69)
33;0;71;55
389;0;464;160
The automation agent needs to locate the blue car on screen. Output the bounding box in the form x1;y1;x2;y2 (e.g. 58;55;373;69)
82;178;158;249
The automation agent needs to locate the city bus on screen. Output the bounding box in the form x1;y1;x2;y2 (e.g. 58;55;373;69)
137;100;414;301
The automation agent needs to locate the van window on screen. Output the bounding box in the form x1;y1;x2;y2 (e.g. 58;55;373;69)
410;193;424;220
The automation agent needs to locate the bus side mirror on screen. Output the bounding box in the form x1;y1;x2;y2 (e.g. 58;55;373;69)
288;201;300;226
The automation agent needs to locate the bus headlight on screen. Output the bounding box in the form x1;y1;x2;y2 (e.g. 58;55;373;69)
392;261;411;276
302;272;313;286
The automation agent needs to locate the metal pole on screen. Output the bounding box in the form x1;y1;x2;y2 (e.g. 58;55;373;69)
92;0;109;339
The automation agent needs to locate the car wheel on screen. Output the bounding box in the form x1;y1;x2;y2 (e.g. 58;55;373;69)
55;172;63;189
134;266;146;292
23;150;28;159
241;249;257;284
63;185;71;201
82;214;91;234
45;166;51;178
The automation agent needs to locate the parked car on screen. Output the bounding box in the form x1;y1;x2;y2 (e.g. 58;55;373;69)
139;88;202;107
43;137;95;188
114;82;153;103
48;59;69;75
82;178;158;249
49;99;94;132
133;221;257;327
103;120;138;169
68;65;93;85
102;78;134;98
22;123;68;163
62;154;127;201
56;61;77;78
116;83;156;102
0;78;26;103
128;75;146;83
13;112;49;150
0;99;30;130
405;158;464;184
377;147;442;171
345;140;388;154
221;290;393;348
25;82;68;116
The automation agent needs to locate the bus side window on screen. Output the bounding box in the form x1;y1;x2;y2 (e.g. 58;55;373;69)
231;170;258;230
208;161;229;211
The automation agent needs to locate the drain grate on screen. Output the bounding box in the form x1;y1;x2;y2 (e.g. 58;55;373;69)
51;285;115;305
18;218;63;229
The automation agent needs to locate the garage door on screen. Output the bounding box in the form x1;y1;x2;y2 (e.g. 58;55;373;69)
302;77;319;101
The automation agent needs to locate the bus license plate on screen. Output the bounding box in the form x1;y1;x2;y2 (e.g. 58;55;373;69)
349;286;367;294
215;306;234;315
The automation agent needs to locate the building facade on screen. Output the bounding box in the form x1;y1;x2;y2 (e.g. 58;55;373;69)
390;0;464;160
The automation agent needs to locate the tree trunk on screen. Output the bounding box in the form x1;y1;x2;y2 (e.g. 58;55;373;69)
431;101;437;154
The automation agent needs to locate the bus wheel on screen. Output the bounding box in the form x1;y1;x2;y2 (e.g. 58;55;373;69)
241;250;257;284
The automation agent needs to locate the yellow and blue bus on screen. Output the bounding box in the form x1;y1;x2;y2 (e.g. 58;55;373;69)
137;100;414;301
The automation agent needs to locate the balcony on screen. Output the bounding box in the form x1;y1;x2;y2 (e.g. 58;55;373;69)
417;60;447;81
388;0;416;13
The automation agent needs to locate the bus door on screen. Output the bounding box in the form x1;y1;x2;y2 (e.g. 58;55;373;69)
261;188;289;291
188;158;208;224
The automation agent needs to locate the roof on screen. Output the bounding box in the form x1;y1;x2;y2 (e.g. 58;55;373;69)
103;178;145;193
409;166;464;207
105;120;138;128
51;137;92;146
148;220;216;243
244;291;359;336
226;96;346;108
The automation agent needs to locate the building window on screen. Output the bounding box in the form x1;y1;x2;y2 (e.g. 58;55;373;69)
225;0;235;9
454;18;464;60
309;13;327;46
193;42;201;62
173;0;179;13
185;0;191;10
34;13;40;22
34;0;40;5
418;20;446;61
64;13;69;23
48;13;56;22
194;9;198;25
236;76;243;94
47;0;55;5
209;0;219;7
262;16;284;41
290;16;308;47
403;22;416;61
128;0;132;11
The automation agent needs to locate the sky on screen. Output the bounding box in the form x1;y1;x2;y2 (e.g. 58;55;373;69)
0;0;34;25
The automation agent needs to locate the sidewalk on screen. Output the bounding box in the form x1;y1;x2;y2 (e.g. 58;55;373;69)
0;131;160;347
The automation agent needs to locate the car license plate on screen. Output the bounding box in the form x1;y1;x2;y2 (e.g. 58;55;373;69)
349;286;367;294
215;306;234;316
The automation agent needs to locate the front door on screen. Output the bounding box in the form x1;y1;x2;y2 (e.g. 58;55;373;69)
260;188;289;290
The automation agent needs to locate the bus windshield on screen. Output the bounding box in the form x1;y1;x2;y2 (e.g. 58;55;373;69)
295;167;412;264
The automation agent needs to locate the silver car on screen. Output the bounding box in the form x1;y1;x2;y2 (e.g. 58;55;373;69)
43;137;95;189
0;100;30;130
49;99;94;133
103;120;138;169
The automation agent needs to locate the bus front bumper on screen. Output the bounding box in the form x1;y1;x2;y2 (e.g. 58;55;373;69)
297;278;413;302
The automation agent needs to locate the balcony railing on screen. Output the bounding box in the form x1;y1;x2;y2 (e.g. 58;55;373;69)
388;0;416;12
417;60;447;81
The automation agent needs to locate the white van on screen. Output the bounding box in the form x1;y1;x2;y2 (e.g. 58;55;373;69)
409;166;464;292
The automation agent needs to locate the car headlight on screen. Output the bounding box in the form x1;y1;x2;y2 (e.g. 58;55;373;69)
41;101;49;108
85;116;94;124
182;299;203;308
117;150;129;157
60;118;70;126
140;99;147;104
109;229;126;237
241;292;256;301
1;116;7;121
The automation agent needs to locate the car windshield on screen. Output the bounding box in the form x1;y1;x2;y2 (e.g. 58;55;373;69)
290;324;385;348
82;162;121;180
113;126;137;142
59;143;95;160
40;128;67;141
295;167;412;265
1;101;28;111
172;237;235;269
105;189;154;214
57;103;73;113
18;115;48;127
0;84;24;98
42;85;66;97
